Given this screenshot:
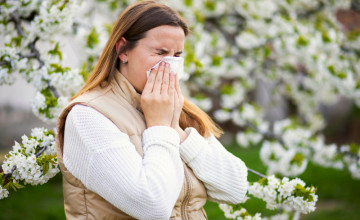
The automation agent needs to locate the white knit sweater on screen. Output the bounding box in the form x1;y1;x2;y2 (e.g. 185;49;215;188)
63;104;248;219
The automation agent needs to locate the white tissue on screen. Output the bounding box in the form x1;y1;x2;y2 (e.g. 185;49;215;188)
146;56;184;79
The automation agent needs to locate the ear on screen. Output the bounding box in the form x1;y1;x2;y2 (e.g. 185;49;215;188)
115;37;127;61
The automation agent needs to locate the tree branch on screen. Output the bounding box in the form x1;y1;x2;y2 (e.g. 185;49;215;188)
9;10;25;37
35;141;53;158
19;52;38;59
28;36;44;68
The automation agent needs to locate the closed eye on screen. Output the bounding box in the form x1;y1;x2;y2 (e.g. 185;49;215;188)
174;52;183;57
156;49;168;56
155;49;183;57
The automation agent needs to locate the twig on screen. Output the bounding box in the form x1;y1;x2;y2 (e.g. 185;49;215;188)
28;36;44;67
47;81;60;98
35;141;52;158
9;10;25;37
248;168;267;178
19;52;38;59
3;165;17;180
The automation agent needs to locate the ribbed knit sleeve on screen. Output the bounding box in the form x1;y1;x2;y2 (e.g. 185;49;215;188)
63;105;184;220
179;127;248;204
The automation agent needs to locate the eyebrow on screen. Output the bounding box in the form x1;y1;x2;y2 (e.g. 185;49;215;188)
155;48;183;55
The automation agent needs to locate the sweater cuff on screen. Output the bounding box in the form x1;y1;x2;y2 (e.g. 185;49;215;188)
179;127;207;163
142;126;180;149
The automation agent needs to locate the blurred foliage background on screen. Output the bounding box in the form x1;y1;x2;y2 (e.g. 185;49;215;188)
1;0;360;219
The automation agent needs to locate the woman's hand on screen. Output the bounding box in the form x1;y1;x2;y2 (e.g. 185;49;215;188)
141;62;175;128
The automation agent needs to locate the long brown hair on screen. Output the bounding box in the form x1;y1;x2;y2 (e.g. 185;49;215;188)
72;0;223;138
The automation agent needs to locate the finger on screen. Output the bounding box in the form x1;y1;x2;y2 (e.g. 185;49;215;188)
174;86;179;106
143;68;157;94
153;62;165;93
175;74;184;108
161;63;170;94
168;71;175;96
174;73;182;95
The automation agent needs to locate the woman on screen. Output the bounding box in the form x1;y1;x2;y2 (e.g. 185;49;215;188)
55;1;248;219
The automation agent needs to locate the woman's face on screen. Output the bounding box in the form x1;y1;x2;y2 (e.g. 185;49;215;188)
119;25;185;93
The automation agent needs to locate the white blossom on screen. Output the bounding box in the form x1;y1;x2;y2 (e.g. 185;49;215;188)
0;186;9;199
219;204;261;220
190;97;213;112
1;127;59;188
248;175;317;214
32;92;47;113
236;32;265;50
214;109;232;122
49;69;84;97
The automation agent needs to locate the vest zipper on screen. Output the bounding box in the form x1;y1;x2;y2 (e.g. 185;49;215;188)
181;169;192;220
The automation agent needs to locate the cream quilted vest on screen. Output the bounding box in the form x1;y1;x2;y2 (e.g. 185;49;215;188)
55;69;208;219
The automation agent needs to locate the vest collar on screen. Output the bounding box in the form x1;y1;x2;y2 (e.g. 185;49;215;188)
111;68;142;112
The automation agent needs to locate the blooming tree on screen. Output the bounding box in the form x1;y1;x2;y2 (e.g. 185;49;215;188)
1;0;360;218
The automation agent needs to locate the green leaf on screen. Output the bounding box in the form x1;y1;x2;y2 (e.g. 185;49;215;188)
349;143;359;155
183;0;193;6
297;35;308;46
48;42;63;60
49;63;70;74
321;31;331;43
194;59;203;68
327;65;347;79
264;45;272;57
12;182;24;189
87;27;100;49
204;0;216;11
346;30;360;41
258;177;268;186
269;152;278;161
211;56;222;66
293;184;317;202
194;10;205;22
4;182;12;191
10;182;17;192
104;23;114;35
79;62;90;81
40;89;58;109
290;153;304;166
194;93;206;100
10;36;22;47
327;65;336;75
337;72;347;79
221;84;235;95
44;129;55;137
43;161;49;175
38;89;58;119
